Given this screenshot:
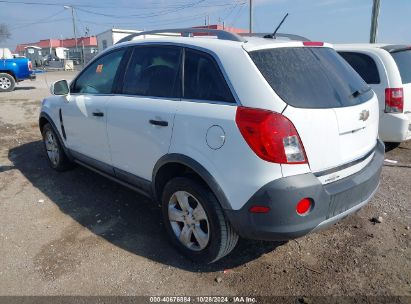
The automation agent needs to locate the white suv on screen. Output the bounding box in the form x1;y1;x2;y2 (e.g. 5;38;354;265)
39;29;384;263
336;44;411;149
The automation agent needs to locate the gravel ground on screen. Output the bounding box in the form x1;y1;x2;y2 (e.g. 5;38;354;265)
0;72;410;300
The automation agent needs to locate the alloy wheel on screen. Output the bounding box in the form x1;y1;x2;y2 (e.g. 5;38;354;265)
168;191;210;251
0;77;11;90
44;130;60;166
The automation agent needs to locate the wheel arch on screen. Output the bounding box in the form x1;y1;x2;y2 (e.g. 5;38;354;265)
0;70;16;80
39;112;73;160
152;154;232;210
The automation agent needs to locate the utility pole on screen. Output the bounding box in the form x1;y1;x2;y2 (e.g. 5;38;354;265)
249;0;253;34
64;6;78;52
370;0;380;43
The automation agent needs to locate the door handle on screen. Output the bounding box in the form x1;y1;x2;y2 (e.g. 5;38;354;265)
149;119;168;127
92;112;104;117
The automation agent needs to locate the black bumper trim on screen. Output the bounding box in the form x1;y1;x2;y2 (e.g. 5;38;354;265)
224;139;384;241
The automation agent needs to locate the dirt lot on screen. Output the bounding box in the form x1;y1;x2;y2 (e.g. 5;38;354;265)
0;71;410;300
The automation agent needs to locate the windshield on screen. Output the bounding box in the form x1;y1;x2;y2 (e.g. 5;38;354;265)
249;47;373;109
391;49;411;84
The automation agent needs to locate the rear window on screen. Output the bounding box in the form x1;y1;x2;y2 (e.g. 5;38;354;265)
338;52;380;84
249;47;373;109
391;50;411;84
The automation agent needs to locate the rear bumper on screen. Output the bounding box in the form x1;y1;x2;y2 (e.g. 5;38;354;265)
379;112;411;142
224;139;384;241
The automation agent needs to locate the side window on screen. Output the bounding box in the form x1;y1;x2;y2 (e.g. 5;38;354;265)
72;48;126;94
338;52;381;84
122;46;181;98
184;49;235;103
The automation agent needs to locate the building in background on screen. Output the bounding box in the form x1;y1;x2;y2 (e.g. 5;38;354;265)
192;24;248;34
96;29;142;53
15;36;98;65
96;25;247;53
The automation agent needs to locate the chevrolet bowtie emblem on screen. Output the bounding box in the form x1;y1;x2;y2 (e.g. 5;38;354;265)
359;109;370;121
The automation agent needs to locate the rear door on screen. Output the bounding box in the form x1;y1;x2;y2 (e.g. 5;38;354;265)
106;45;182;182
249;46;379;176
390;49;411;114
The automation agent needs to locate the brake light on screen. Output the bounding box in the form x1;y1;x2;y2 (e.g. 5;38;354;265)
303;41;324;47
235;107;307;164
28;61;32;71
385;88;403;113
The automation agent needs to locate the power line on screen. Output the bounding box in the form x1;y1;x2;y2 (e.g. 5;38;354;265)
229;3;245;27
4;0;249;38
75;0;208;20
0;0;232;9
76;3;238;29
10;9;67;30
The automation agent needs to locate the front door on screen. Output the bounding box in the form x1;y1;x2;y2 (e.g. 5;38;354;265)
63;48;127;168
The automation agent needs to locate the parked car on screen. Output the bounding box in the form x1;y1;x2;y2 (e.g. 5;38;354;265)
0;48;36;92
336;44;411;149
39;29;384;263
43;54;61;66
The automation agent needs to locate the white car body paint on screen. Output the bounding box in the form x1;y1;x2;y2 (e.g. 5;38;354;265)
336;44;411;143
40;35;381;211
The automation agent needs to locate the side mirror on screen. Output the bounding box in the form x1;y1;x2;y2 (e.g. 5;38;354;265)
50;80;69;96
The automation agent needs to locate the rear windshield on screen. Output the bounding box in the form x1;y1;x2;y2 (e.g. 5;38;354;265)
391;50;411;84
338;51;380;84
249;47;373;109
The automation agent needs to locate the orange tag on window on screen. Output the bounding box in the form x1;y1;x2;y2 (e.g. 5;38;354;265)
96;64;103;73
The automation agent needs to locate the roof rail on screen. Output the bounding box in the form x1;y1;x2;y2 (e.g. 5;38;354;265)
115;28;246;45
239;32;310;42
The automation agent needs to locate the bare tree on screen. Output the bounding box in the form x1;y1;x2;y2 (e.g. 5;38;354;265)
0;23;11;43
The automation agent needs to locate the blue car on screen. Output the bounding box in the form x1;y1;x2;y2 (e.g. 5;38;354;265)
0;55;36;92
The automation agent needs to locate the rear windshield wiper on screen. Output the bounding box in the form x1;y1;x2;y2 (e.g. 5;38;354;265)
350;87;371;98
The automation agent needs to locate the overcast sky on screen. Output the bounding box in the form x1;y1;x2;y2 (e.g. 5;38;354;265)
1;0;410;50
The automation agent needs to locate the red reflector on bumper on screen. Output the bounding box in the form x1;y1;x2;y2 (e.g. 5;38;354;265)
296;198;313;215
249;206;271;213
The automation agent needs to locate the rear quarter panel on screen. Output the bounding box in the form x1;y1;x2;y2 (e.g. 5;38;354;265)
169;102;283;210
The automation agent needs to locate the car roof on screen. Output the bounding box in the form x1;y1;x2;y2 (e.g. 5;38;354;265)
335;43;411;53
110;28;332;54
114;35;333;54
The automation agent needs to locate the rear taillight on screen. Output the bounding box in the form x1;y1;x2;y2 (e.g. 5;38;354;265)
385;88;403;113
235;107;307;164
28;61;32;71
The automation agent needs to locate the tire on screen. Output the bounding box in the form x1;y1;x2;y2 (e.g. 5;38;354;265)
0;73;16;92
162;177;239;263
41;123;73;171
385;142;401;152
